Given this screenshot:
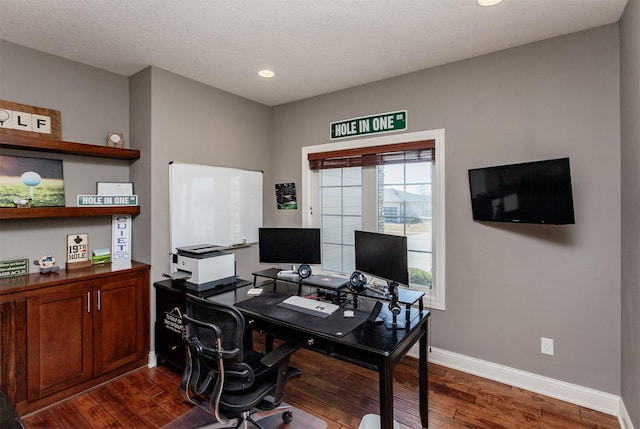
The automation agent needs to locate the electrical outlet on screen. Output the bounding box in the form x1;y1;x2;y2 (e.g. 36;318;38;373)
541;337;554;355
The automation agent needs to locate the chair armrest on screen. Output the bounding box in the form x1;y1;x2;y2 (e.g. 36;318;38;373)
260;342;299;368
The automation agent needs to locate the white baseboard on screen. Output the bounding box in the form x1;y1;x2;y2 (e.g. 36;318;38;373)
147;350;157;368
620;398;635;429
408;346;633;429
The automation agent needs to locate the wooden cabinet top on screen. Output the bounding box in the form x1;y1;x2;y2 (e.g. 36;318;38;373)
0;262;150;298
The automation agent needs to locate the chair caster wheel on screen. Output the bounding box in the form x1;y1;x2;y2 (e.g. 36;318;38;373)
282;410;293;424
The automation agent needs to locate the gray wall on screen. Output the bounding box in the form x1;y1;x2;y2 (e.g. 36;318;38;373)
270;25;621;394
129;67;272;349
0;41;131;265
620;0;640;425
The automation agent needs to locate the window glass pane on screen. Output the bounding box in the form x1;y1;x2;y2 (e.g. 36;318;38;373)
406;162;432;184
405;183;431;225
343;187;361;216
321;169;342;186
342;167;362;186
343;244;356;273
342;216;362;245
382;164;404;185
321;187;341;215
322;243;343;272
381;185;405;230
321;215;342;243
408;250;432;288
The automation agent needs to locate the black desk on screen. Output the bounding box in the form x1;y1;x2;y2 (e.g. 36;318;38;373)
253;267;426;324
154;279;430;429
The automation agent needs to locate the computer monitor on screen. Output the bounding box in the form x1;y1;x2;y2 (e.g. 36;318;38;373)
258;228;321;270
354;230;409;286
355;230;409;329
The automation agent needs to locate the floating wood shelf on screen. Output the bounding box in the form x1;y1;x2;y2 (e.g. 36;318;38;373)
0;206;140;220
0;133;140;160
1;133;141;220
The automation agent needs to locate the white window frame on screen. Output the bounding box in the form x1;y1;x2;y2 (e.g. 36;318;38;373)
301;129;446;310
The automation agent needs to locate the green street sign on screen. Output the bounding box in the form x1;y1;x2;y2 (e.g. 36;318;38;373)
330;110;407;140
77;195;138;206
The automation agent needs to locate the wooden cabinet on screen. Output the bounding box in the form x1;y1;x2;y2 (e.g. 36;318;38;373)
0;263;149;415
27;283;93;401
0;133;149;414
93;271;147;375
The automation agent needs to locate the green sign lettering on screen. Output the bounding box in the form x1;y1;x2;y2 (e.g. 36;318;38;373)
330;110;407;139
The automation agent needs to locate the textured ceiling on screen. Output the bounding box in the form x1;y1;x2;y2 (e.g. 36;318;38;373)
0;0;628;106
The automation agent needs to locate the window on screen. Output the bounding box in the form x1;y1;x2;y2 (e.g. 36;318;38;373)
379;162;433;290
320;167;361;274
302;129;446;310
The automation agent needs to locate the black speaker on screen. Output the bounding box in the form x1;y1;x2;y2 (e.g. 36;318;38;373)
349;271;366;291
298;264;312;279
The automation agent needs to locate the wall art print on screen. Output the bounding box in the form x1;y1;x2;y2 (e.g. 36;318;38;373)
0;154;65;207
275;183;297;210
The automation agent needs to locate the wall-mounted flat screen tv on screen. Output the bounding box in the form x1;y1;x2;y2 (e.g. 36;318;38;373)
468;157;575;225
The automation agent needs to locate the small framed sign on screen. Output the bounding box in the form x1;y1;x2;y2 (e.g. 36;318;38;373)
0;258;29;278
112;215;132;263
97;182;133;196
66;233;91;270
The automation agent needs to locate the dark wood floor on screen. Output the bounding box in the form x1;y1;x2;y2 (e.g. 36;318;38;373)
22;345;620;429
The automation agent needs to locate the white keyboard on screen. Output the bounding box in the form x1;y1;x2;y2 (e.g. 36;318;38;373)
278;295;339;318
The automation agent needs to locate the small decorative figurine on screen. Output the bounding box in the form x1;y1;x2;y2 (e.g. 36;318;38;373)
107;132;124;148
34;255;60;274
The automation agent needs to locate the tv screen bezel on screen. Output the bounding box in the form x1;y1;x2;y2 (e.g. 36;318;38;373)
354;230;409;286
258;227;321;265
468;157;575;225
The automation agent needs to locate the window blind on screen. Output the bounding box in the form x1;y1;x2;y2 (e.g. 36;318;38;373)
308;140;435;170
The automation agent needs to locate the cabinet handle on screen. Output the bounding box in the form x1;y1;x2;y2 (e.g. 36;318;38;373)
97;290;101;311
87;292;91;313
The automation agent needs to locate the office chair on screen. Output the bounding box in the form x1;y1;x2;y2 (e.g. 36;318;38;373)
181;294;301;428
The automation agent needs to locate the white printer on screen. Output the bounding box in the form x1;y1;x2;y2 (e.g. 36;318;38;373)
170;244;236;291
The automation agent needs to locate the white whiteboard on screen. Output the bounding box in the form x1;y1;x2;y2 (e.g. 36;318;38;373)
169;162;263;251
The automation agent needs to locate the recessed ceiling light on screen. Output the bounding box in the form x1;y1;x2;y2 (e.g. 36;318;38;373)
258;69;275;78
478;0;503;6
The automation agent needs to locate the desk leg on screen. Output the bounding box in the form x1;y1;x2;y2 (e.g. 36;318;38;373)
379;360;394;429
419;324;429;428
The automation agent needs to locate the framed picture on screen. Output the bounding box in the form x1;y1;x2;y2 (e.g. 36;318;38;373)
0;155;65;207
275;183;297;210
97;182;133;196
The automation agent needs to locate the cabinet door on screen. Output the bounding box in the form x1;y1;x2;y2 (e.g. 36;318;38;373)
0;300;27;406
27;284;93;401
93;271;146;376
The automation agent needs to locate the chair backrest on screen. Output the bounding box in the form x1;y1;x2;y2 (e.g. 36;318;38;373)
184;294;246;363
181;294;258;420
